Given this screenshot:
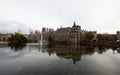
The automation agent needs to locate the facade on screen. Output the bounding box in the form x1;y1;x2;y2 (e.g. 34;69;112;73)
70;22;81;44
47;22;81;44
116;31;120;41
0;33;11;41
42;22;102;44
42;28;54;41
42;27;54;33
54;27;71;42
42;28;48;33
27;30;41;42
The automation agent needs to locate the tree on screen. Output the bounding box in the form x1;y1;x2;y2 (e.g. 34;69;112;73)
8;32;28;45
97;34;108;41
85;32;94;41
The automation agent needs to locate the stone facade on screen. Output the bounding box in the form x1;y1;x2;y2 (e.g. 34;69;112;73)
0;34;11;41
54;27;71;42
42;22;99;44
27;30;41;42
46;22;81;44
116;31;120;41
70;22;81;44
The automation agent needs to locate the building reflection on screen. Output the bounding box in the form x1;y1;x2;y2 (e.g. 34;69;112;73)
46;45;99;64
43;44;120;64
9;43;25;52
8;43;120;64
46;45;81;64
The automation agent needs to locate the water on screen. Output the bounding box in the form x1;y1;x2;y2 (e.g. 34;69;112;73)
0;44;120;75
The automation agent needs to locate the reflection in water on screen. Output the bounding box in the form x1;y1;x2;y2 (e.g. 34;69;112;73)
0;43;120;75
48;45;81;64
42;44;120;64
8;43;120;63
9;43;25;52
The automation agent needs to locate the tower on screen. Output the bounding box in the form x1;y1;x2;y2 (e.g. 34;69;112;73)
70;22;81;44
73;21;76;27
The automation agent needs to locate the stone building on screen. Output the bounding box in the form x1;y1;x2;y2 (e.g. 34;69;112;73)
27;30;41;42
42;28;54;42
50;22;81;44
70;22;81;44
41;22;99;44
54;27;71;42
116;31;120;41
0;33;11;41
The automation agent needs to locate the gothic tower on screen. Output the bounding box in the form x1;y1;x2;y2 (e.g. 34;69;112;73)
70;22;81;44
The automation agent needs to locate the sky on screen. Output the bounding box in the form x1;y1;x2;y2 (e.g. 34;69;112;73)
0;0;120;34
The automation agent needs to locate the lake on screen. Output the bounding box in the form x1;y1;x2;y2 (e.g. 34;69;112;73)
0;44;120;75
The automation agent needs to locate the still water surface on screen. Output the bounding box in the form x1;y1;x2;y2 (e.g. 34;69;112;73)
0;44;120;75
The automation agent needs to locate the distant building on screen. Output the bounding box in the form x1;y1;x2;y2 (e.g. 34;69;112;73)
42;28;46;33
41;22;99;43
54;27;71;42
50;22;81;44
27;30;41;42
42;27;54;33
70;22;81;44
48;28;54;32
41;28;54;41
116;31;120;41
0;33;11;41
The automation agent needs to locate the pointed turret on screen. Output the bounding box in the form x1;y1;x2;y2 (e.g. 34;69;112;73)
73;21;76;27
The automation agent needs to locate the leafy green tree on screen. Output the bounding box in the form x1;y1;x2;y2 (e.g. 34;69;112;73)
8;32;28;45
97;34;108;41
108;35;117;42
85;32;94;41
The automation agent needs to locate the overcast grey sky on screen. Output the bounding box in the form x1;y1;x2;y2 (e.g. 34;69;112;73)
0;0;120;34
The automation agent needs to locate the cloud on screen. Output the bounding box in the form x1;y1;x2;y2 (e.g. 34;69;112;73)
0;20;29;34
0;0;120;34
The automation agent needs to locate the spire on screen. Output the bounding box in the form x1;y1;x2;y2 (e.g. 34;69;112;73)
73;21;76;27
